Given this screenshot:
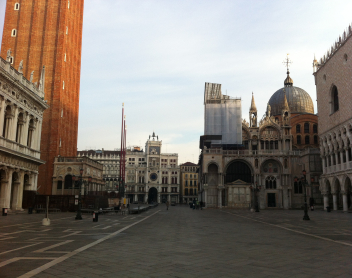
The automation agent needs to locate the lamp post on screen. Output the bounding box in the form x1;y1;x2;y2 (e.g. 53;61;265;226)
301;170;310;221
72;168;92;220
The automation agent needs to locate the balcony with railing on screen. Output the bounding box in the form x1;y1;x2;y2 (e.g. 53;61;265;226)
204;148;302;156
55;156;103;169
0;136;41;160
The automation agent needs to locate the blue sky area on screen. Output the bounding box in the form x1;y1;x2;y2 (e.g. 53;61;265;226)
1;0;352;163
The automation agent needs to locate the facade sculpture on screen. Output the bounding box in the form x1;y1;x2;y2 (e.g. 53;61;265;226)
313;24;352;211
0;55;48;211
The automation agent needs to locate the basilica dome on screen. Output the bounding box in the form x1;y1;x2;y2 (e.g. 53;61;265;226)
268;71;314;116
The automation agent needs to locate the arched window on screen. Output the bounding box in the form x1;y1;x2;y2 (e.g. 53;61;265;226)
304;123;309;133
331;85;339;113
3;106;12;138
314;135;318;144
27;119;35;147
313;124;318;133
305;135;310;144
297;135;301;145
14;3;20;10
57;180;63;190
265;176;276;189
294;181;303;194
11;29;17;37
296;125;301;133
64;175;72;189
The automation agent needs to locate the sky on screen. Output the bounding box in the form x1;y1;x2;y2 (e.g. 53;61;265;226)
1;0;352;164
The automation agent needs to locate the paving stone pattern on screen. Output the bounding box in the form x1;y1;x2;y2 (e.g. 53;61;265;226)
1;206;352;277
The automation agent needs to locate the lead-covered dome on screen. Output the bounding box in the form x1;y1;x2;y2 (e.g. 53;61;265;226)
268;71;314;116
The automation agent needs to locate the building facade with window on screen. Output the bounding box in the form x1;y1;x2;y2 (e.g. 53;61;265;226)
0;55;48;211
180;162;199;204
51;157;104;196
313;25;352;211
77;132;180;204
199;68;322;210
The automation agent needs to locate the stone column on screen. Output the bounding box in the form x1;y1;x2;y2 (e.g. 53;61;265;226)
3;169;14;209
0;97;5;133
35;120;42;151
21;113;29;145
332;193;337;210
204;188;208;208
134;194;138;202
15;171;24;210
218;188;222;208
322;156;326;174
11;179;21;210
342;192;348;212
323;193;329;211
346;148;350;163
145;193;148;203
157;193;160;203
10;105;18;141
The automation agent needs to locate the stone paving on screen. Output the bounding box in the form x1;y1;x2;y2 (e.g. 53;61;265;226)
0;206;352;277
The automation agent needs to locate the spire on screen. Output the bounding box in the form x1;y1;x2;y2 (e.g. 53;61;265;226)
283;54;293;86
249;92;257;112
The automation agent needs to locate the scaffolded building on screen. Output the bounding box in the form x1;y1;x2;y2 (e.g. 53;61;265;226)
203;82;242;147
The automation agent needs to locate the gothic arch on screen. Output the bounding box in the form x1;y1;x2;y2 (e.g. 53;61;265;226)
224;158;253;174
331;176;342;193
205;161;221;174
258;124;281;137
260;158;283;173
224;159;253;184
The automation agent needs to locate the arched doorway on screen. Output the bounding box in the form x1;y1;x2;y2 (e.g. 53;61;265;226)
148;187;158;204
225;160;252;208
207;163;219;207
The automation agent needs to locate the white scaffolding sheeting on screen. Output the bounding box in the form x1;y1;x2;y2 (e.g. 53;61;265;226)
204;82;242;145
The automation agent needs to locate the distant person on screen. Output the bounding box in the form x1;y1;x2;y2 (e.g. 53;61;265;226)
166;201;169;210
309;197;315;211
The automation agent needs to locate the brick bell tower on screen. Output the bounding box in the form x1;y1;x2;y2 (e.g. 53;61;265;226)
1;0;85;194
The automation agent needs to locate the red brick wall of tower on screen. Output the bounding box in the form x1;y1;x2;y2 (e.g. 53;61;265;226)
1;0;84;194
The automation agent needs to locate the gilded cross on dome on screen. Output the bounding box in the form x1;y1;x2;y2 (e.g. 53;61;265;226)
283;53;292;72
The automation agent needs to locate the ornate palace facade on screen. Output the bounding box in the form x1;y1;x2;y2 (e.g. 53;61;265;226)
0;54;48;211
199;67;322;209
313;25;352;211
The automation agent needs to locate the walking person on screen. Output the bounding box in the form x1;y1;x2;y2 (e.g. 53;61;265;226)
166;201;169;210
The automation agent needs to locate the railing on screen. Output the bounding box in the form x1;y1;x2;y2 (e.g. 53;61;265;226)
325;161;352;173
204;149;302;156
0;136;41;159
55;156;103;169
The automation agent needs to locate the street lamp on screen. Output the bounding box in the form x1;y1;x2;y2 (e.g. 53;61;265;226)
300;170;310;221
72;168;92;220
